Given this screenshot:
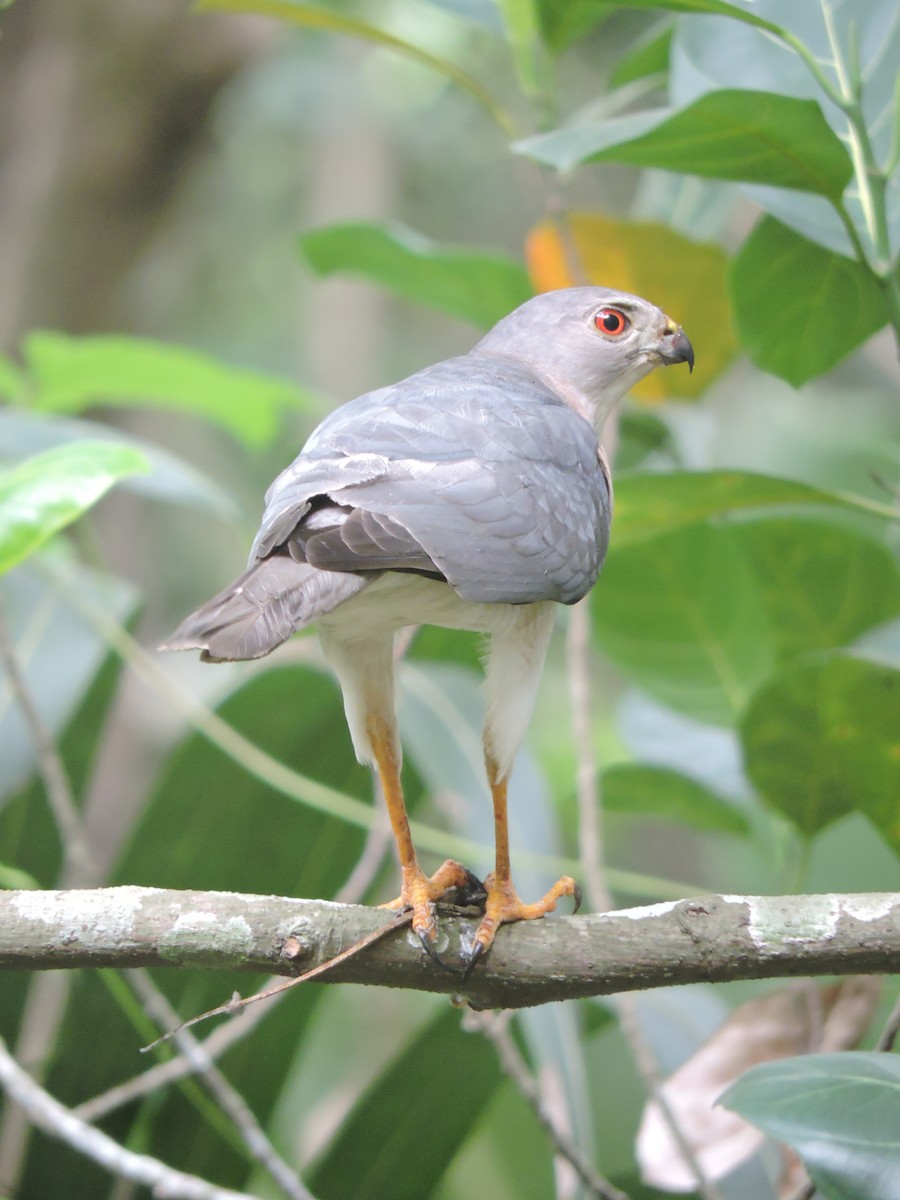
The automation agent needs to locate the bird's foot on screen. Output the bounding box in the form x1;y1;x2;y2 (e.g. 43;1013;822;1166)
462;872;581;978
380;860;483;962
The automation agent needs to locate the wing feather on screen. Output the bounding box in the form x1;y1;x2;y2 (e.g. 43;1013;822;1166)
249;355;612;605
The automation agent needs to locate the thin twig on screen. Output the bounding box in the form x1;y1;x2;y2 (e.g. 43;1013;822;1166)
0;606;97;1193
466;1010;630;1200
0;607;92;880
74;991;283;1123
128;971;315;1200
0;1037;258;1200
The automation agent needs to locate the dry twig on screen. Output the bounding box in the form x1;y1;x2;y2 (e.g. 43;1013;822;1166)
0;1036;259;1200
467;1009;629;1200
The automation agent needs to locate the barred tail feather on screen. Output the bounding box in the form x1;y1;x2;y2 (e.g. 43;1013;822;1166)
159;556;370;662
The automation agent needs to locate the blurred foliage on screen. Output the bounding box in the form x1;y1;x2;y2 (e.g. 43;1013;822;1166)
0;1;898;1199
299;220;532;326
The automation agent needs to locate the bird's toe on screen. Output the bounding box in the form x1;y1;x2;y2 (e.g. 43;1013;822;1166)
463;872;580;974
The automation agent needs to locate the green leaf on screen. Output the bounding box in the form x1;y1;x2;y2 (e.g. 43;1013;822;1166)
536;0;609;50
601;764;750;835
734;519;900;662
299;222;532;328
593;522;774;725
516;89;852;199
0;442;148;575
311;1006;500;1200
722;1053;900;1200
198;0;514;134
729;217;890;385
610;22;673;88
24;332;313;449
612;470;895;549
740;653;900;848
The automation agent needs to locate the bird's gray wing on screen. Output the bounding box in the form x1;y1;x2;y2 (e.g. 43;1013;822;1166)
251;355;612;605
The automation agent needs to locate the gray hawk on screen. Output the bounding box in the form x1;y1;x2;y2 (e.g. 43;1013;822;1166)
162;286;694;970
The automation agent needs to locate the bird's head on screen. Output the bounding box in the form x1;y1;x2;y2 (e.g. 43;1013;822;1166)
475;286;694;432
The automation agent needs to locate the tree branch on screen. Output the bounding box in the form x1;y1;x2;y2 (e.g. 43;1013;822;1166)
1;889;898;1009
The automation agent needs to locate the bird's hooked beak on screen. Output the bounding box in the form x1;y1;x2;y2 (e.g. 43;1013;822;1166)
658;317;694;373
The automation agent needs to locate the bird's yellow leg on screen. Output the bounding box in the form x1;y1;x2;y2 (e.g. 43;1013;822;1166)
470;757;579;961
367;714;472;944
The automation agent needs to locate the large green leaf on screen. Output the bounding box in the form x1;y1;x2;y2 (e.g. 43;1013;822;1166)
0;442;148;575
593;522;774;725
729;218;891;384
299;222;532;329
733;519;900;662
310;1006;500;1200
23;332;313;449
722;1053;900;1200
594;512;900;728
516;90;852;199
740;653;900;849
611;470;895;548
601;763;750;835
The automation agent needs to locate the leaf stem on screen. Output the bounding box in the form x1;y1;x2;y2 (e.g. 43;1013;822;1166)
779;1;900;353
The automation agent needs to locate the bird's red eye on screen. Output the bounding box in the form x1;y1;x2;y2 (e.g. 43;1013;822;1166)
594;307;629;336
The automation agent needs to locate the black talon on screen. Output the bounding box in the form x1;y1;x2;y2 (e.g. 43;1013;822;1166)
461;939;485;981
417;927;458;972
571;883;583;915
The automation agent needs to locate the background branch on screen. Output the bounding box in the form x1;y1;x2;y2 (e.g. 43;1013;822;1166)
1;888;897;1010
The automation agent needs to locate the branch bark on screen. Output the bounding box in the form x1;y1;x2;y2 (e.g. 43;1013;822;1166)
1;888;898;1009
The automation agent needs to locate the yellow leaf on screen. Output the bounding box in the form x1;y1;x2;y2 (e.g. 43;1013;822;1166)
525;214;736;401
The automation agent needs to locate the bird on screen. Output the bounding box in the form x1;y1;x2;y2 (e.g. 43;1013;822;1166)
161;286;694;972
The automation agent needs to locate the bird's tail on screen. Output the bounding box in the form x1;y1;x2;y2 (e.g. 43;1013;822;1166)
159;556;370;662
